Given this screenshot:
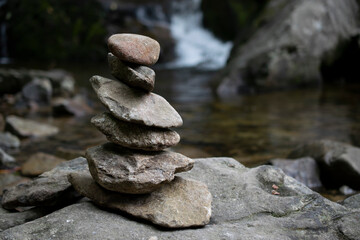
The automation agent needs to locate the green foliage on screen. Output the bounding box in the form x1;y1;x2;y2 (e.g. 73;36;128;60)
201;0;269;41
6;0;106;62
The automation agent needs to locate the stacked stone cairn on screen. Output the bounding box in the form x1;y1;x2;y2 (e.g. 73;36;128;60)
68;34;212;228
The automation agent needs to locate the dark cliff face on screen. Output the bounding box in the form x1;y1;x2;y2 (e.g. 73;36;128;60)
216;0;360;97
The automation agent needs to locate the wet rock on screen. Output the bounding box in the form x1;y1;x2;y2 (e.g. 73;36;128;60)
91;112;180;151
108;34;160;66
217;0;359;96
69;173;211;228
0;148;16;169
21;152;66;177
0;114;4;132
270;157;322;189
0;174;30;195
1;157;359;239
288;140;360;190
0;206;52;232
341;193;360;209
21;78;52;105
86;143;194;194
90;75;182;128
6;115;59;138
108;53;155;92
0;132;20;149
52;95;93;117
1;157;88;210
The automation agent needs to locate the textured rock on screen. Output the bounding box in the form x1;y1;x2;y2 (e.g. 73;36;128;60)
1;157;359;239
6;115;59;138
217;0;359;96
1;157;88;210
341;194;360;209
69;173;211;228
90;75;182;128
91;112;180;151
22;78;52;105
0;206;52;232
108;53;155;92
270;157;322;189
0;148;16;169
288;140;360;189
0;174;30;194
108;34;160;66
21;152;66;177
86;143;194;194
0;132;20;149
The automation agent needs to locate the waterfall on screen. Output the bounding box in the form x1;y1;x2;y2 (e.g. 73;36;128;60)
168;0;232;69
0;0;10;64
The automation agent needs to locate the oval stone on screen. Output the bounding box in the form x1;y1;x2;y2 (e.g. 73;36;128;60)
108;34;160;66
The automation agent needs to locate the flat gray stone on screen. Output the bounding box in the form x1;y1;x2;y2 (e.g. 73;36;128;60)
108;33;160;66
68;173;211;228
1;157;359;239
270;157;322;189
6;115;59;138
0;132;20;149
86;143;194;194
288;140;360;189
90;75;182;128
91;112;180;151
108;53;155;91
1;157;88;210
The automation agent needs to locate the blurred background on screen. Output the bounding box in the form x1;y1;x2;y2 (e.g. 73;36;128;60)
1;0;360;200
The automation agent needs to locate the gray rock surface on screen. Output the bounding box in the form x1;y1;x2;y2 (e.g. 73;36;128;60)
90;75;183;128
288;140;360;189
341;194;360;209
108;53;155;92
0;132;20;149
21;78;52;105
1;157;359;239
270;157;322;189
6;115;59;138
217;0;360;96
91;112;180;151
21;152;66;177
1;157;88;210
69;173;211;228
0;148;16;169
108;34;160;66
0;174;30;194
86;143;194;194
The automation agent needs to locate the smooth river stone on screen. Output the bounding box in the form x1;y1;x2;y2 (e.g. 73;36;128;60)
108;34;160;66
108;53;155;92
91;112;180;151
85;143;194;194
90;75;183;128
68;173;212;228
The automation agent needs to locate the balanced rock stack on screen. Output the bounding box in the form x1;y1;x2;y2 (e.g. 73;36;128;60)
68;34;212;228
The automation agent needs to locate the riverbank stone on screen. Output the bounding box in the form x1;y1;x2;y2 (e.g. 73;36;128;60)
108;53;155;91
1;157;359;239
69;173;211;228
6;115;59;138
0;132;20;149
21;152;66;177
1;157;88;209
288;140;360;190
90;75;183;128
91;112;180;151
86;143;194;194
0;148;16;169
108;34;160;66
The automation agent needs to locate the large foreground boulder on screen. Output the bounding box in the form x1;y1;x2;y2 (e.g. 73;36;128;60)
1;157;359;239
217;0;360;96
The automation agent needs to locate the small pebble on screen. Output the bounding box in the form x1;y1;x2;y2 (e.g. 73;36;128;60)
271;190;280;195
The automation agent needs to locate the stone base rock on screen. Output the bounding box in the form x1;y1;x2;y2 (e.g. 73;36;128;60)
68;173;211;228
86;143;194;194
1;157;359;239
1;157;88;209
90;75;183;128
91;112;180;151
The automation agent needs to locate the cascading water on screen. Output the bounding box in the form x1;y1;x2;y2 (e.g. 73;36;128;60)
168;0;232;69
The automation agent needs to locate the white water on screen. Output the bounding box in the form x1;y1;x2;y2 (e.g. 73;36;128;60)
168;0;232;69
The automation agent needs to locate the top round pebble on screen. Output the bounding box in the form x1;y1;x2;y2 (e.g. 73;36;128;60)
108;34;160;66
